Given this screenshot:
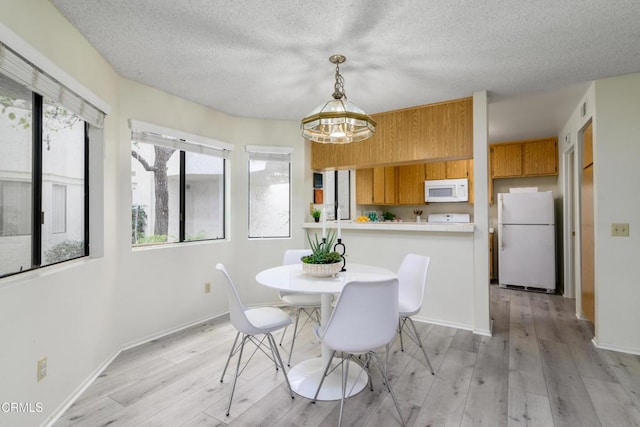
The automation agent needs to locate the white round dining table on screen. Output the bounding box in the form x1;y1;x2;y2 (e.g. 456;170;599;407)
255;263;397;400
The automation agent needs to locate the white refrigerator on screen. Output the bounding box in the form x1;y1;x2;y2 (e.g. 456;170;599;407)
497;191;556;292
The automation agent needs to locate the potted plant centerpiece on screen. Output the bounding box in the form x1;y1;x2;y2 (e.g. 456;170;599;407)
301;230;343;277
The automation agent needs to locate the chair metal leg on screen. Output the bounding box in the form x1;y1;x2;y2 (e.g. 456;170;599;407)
220;331;240;382
407;317;435;375
398;318;405;351
370;352;406;426
226;334;248;416
312;350;336;403
287;307;302;366
266;333;294;399
338;354;351;427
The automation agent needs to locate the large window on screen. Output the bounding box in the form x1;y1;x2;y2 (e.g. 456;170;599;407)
0;73;91;277
247;146;292;238
130;122;230;246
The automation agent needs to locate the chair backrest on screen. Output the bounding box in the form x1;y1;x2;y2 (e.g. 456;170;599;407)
397;254;431;314
283;249;312;265
215;263;259;334
319;278;399;354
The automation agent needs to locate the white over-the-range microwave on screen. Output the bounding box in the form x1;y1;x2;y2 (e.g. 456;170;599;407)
424;178;469;202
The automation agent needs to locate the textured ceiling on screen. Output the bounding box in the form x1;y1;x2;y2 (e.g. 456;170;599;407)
50;0;640;142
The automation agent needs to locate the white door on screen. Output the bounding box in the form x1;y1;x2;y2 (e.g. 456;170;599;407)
499;224;555;290
499;192;555;225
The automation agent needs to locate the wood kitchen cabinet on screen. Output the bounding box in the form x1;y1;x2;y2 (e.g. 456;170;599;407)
358;166;397;205
397;163;427;204
355;168;374;204
488;137;558;205
490;143;523;178
357;158;475;206
522;139;558;176
490;137;558;179
311;97;473;170
424;162;446;180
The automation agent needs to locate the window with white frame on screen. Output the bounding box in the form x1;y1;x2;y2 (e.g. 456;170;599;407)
0;42;104;277
247;145;292;238
130;120;231;246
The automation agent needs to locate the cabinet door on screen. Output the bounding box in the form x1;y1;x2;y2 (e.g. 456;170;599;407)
523;139;558;176
384;167;397;204
372;167;385;204
446;159;469;178
425;162;447;180
397;164;426;205
355;168;373;205
491;144;522;178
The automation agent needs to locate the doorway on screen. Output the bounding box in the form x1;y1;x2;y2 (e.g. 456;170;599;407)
580;121;595;324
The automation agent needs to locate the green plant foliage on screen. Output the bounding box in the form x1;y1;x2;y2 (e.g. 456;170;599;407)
302;229;342;264
311;208;321;219
131;205;147;243
44;240;84;264
186;230;208;241
382;211;395;221
136;235;169;245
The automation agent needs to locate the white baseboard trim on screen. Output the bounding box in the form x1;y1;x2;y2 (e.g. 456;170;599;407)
42;349;121;427
411;315;475;333
592;337;640;356
43;311;230;427
120;312;229;351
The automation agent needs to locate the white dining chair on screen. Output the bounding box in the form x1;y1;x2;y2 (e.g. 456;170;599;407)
215;263;294;416
397;253;435;375
278;249;321;366
312;278;405;427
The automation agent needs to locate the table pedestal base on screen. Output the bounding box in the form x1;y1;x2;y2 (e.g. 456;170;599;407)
287;357;368;400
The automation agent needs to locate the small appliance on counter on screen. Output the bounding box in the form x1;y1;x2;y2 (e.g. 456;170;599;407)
427;213;471;223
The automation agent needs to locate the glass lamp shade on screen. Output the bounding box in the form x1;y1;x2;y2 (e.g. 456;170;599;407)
301;98;377;144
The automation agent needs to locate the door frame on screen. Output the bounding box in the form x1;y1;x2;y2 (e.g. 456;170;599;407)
575;118;594;321
562;145;576;298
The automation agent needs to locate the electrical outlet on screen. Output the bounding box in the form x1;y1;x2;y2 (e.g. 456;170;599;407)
37;357;47;381
204;282;211;293
611;223;629;237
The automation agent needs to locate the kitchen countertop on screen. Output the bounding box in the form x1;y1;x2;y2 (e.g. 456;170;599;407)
302;221;474;233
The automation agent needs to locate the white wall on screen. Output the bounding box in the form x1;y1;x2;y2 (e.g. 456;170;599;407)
336;228;475;330
592;73;640;354
0;2;121;426
558;73;640;355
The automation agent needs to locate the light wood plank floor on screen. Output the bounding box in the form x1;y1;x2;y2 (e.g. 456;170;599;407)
56;285;640;426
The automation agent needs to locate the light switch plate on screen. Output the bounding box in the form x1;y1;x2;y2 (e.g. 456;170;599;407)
611;223;629;237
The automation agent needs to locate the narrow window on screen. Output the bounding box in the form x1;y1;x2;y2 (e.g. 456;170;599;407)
247;146;292;239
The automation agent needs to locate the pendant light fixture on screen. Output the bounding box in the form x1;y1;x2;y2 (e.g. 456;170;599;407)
301;54;376;144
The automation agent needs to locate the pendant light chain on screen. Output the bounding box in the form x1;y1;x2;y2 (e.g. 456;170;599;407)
332;61;346;101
